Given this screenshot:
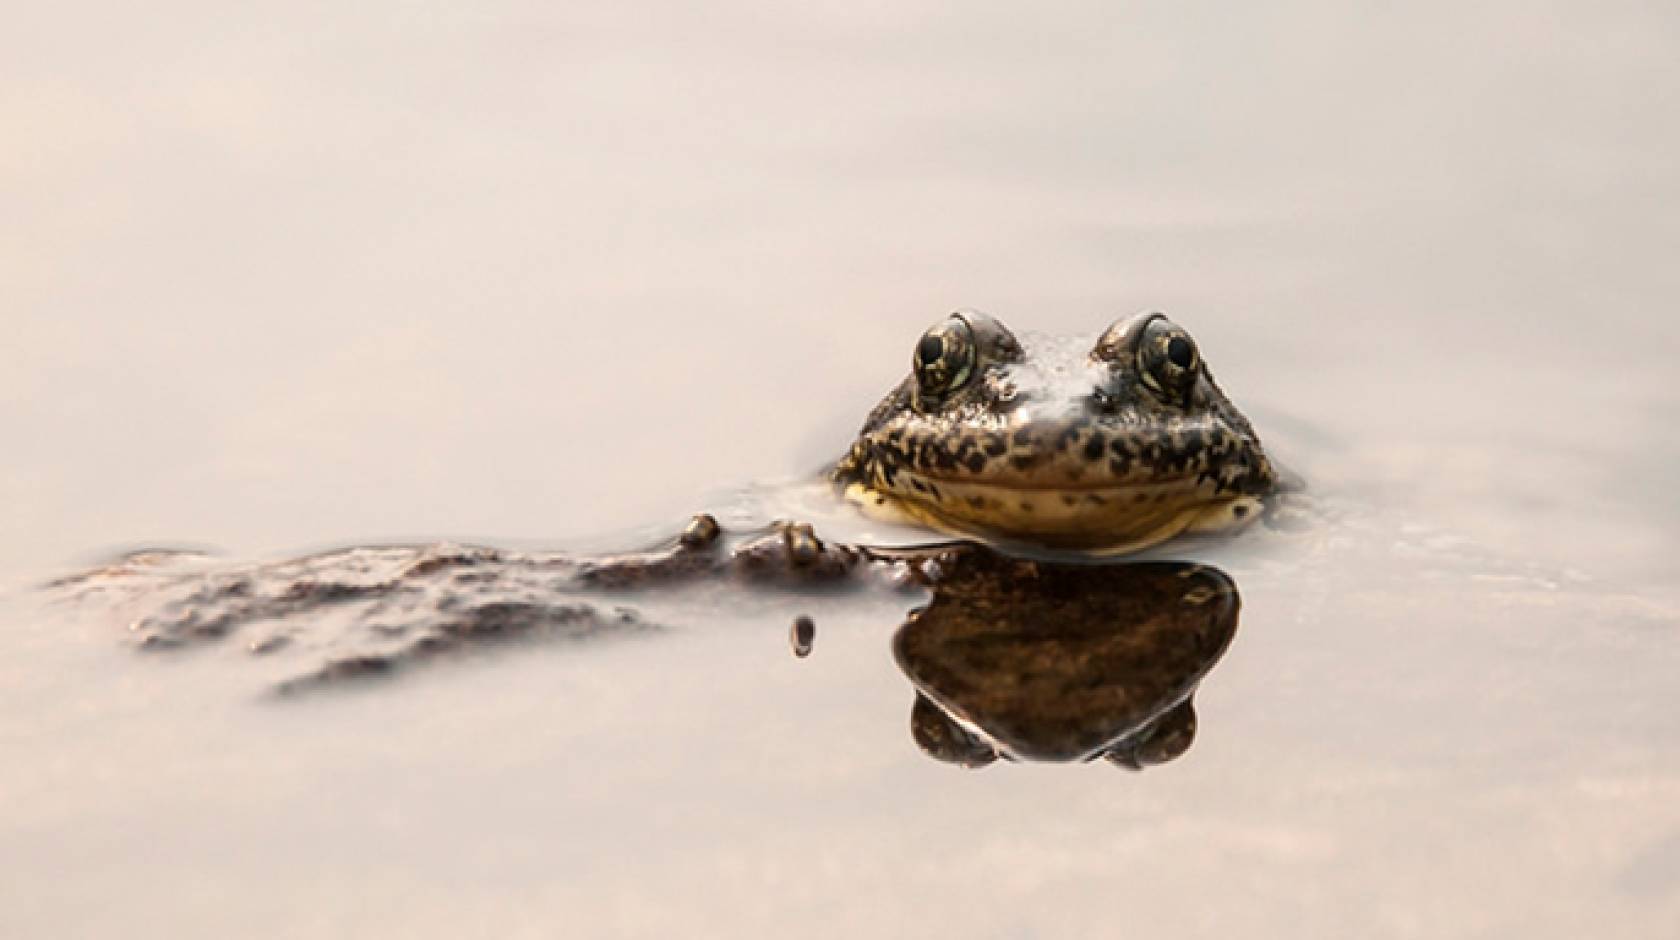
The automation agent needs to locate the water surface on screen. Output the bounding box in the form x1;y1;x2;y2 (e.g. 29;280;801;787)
4;3;1679;936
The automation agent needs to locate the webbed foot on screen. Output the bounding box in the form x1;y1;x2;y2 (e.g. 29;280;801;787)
910;693;997;768
1103;698;1198;770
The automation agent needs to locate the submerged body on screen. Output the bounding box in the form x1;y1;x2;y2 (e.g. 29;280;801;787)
831;311;1278;553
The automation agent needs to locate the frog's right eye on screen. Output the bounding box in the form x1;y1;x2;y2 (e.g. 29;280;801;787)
913;315;976;399
1136;315;1200;402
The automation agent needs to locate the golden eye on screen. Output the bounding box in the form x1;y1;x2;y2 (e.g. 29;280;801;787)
1137;316;1200;400
913;315;977;398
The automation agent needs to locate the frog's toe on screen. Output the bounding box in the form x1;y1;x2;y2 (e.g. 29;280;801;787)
679;513;722;548
911;693;996;768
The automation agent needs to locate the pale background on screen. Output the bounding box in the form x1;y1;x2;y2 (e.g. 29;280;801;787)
3;3;1679;937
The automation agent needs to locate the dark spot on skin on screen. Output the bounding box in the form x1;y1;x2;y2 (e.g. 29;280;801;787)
1012;428;1033;446
1018;501;1034;513
1010;454;1037;472
910;479;929;493
933;444;958;471
1085;493;1106;505
1109;457;1131;476
1180;429;1206;460
1232;505;1248;518
1082;436;1104;462
963;452;986;474
982;434;1007;457
1061;494;1079;507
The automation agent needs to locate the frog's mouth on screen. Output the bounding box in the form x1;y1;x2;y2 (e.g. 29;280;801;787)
846;473;1263;554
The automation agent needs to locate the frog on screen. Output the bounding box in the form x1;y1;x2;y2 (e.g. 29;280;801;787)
51;309;1272;772
830;310;1279;554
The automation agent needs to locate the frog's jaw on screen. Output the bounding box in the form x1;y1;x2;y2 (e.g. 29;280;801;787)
843;480;1262;555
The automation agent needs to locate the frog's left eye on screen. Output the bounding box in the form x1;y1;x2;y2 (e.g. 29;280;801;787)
913;315;977;398
1137;316;1200;400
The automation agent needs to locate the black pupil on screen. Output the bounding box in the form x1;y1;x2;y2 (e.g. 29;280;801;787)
1166;336;1194;369
918;333;945;366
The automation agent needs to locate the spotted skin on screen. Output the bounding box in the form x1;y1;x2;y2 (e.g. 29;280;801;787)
831;311;1277;553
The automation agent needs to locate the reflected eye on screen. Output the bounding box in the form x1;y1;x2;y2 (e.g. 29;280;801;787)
1138;317;1200;400
913;315;977;398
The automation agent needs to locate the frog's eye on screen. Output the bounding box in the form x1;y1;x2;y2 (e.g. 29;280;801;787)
1137;316;1200;400
913;315;977;398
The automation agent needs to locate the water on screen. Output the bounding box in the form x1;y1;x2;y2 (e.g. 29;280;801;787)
4;3;1679;936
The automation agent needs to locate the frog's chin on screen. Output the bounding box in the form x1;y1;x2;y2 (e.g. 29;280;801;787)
845;479;1262;555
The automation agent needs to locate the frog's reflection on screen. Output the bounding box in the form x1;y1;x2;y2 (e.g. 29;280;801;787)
892;548;1239;769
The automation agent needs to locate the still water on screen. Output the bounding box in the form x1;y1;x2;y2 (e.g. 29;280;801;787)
4;3;1679;936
